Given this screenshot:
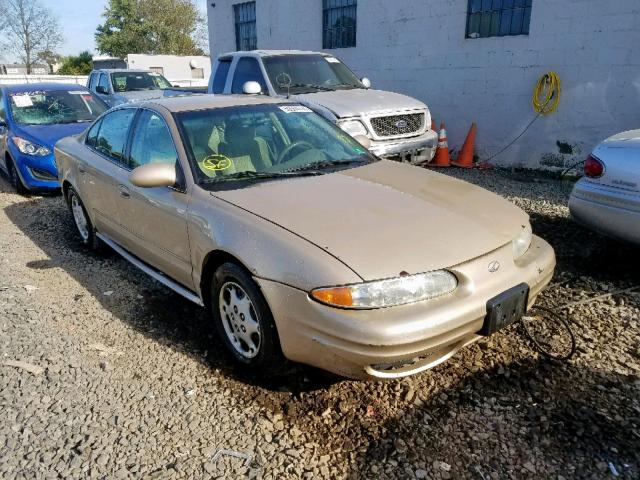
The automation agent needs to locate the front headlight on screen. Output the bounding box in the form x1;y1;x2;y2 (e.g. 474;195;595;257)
337;119;368;137
310;270;458;309
12;137;51;156
512;223;533;260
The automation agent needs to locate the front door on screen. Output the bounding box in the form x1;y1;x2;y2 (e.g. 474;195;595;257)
117;109;193;290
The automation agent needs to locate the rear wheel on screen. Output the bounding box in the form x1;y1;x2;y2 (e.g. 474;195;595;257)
67;186;102;250
6;157;28;195
211;262;284;374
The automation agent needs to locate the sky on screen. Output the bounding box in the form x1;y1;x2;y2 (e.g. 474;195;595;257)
35;0;207;58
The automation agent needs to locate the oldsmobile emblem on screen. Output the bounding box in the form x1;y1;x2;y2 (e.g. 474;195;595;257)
488;261;500;273
395;119;408;129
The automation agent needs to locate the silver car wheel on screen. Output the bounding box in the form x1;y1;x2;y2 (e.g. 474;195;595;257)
71;195;90;241
219;281;261;359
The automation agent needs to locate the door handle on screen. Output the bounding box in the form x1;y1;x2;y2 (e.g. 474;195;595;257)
117;184;130;198
78;166;86;175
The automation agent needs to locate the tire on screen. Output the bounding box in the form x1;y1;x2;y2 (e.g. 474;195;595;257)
211;262;284;374
67;186;102;251
6;157;28;195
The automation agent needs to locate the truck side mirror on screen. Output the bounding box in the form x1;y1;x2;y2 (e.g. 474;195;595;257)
243;81;262;95
361;77;371;89
96;86;109;95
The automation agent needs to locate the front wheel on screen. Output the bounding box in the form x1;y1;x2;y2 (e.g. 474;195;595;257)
7;157;28;195
211;262;284;373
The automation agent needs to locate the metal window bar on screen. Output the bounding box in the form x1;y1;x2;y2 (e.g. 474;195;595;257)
234;2;257;51
322;0;357;49
466;0;532;38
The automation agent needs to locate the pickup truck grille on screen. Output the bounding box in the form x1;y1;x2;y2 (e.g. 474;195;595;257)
370;113;425;138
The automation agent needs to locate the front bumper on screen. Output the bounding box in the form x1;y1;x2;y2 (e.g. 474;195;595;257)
569;179;640;245
12;149;60;191
257;235;555;380
369;129;438;162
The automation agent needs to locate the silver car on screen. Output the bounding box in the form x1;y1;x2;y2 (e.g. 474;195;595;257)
569;129;640;245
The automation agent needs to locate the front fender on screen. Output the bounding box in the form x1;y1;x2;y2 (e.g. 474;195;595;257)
187;187;362;296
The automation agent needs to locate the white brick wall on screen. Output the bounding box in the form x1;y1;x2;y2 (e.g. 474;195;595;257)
208;0;640;168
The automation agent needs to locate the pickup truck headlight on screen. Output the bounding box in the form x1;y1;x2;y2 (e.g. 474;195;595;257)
12;137;51;156
512;223;533;260
337;119;368;137
310;270;458;309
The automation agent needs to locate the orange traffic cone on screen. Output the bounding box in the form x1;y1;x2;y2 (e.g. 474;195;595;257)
452;122;477;168
429;122;450;167
430;116;437;131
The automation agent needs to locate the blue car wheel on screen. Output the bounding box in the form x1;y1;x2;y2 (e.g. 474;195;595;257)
6;156;28;195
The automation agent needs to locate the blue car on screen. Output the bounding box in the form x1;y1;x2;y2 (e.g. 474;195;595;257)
0;83;108;193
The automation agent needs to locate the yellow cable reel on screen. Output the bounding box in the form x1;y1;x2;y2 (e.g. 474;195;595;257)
532;71;561;115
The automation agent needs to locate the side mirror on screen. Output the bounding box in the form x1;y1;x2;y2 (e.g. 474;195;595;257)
243;81;262;95
361;77;371;89
96;86;109;94
129;163;177;188
0;119;7;128
354;135;371;150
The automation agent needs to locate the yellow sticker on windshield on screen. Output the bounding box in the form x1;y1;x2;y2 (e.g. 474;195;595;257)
202;154;232;171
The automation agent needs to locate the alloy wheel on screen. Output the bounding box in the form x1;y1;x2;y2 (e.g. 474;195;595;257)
218;281;261;359
71;194;90;241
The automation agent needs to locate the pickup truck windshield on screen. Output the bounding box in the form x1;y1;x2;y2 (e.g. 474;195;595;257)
111;72;172;92
263;55;364;95
9;90;107;126
176;104;373;185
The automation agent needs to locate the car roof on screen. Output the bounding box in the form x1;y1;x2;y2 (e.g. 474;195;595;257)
91;69;153;74
1;83;89;94
220;50;330;58
132;94;290;113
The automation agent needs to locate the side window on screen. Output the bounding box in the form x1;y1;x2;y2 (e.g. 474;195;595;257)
94;109;136;164
85;119;102;147
88;73;96;90
211;59;231;93
98;74;110;92
0;90;5;121
129;110;178;169
231;57;266;94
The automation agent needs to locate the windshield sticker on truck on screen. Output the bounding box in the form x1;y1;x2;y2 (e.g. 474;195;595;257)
325;57;340;64
12;95;33;107
202;154;232;171
278;105;313;114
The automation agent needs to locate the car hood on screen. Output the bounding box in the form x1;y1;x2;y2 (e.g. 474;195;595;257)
293;88;427;118
15;122;91;148
213;161;527;281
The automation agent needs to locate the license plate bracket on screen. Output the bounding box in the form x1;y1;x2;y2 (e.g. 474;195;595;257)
480;283;530;336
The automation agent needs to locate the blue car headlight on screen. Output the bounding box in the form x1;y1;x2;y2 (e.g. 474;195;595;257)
12;136;51;156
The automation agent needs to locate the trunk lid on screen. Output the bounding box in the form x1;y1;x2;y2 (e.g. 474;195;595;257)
592;129;640;193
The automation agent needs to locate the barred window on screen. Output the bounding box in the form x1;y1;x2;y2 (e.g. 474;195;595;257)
322;0;357;49
234;2;257;51
466;0;532;38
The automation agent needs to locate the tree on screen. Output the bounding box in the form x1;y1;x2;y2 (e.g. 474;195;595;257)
37;50;62;74
95;0;205;57
0;0;63;74
58;51;93;75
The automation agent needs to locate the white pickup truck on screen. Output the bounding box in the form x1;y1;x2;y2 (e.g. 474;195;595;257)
208;50;437;163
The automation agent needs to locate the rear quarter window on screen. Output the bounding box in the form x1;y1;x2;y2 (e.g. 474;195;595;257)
211;59;232;94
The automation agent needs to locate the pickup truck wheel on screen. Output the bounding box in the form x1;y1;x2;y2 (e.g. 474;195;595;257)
67;187;102;251
211;262;284;374
7;157;28;195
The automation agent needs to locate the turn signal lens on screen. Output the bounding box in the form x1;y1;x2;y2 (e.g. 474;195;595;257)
310;270;458;309
310;287;353;307
584;154;604;178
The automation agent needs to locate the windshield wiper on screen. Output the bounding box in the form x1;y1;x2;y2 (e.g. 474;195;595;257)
286;158;369;173
288;83;335;92
201;170;323;184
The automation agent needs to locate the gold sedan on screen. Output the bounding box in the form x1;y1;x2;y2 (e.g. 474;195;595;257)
55;95;555;379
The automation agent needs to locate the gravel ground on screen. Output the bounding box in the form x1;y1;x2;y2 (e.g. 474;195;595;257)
0;167;639;480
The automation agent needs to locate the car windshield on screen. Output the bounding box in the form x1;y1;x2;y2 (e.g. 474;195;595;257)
110;72;172;92
175;103;374;186
9;89;108;126
263;55;364;94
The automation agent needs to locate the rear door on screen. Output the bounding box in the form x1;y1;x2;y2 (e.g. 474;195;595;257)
80;108;137;243
116;108;193;289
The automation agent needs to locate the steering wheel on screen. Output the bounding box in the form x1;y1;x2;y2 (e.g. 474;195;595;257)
275;72;292;89
276;141;314;164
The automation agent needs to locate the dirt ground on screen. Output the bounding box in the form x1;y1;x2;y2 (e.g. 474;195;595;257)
0;167;638;479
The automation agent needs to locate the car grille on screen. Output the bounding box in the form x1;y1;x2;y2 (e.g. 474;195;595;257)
369;113;425;138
